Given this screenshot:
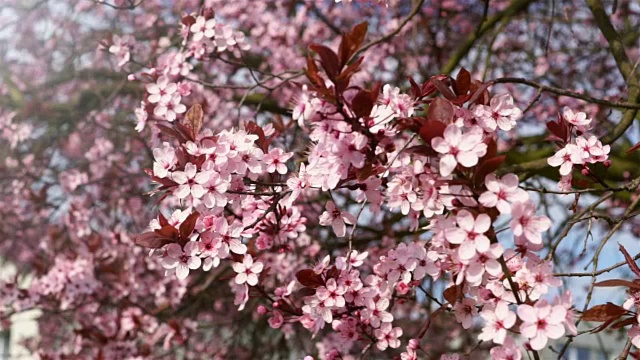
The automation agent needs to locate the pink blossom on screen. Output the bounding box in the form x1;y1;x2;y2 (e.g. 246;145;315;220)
547;144;583;176
232;254;264;286
432;125;487;176
517;300;566;350
152;142;177;178
316;278;346;308
336;250;368;270
268;310;284;329
479;173;528;214
361;297;393;327
292;85;322;127
171;163;210;199
453;297;478;329
161;242;202;280
263;148;293;174
509;201;551;245
489;337;522;360
214;218;247;255
374;322;402;350
146;76;177;104
108;34;132;67
445;210;491;260
190;16;217;42
562;107;591;131
473;94;522;131
464;243;504;285
575;135;610;163
478;301;516;344
553;291;577;336
153;94;186;122
319;201;357;237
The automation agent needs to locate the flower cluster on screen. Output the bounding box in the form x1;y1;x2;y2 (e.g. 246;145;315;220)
547;107;611;190
186;14;250;57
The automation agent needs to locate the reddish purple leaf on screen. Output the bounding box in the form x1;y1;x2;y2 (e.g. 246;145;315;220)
582;302;627;322
295;269;325;288
619;244;640;277
135;231;174;249
427;97;454;123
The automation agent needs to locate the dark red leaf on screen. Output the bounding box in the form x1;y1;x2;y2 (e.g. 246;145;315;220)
430;78;456;100
155;225;179;240
619;244;640;277
135;231;174;249
305;55;325;89
179;211;200;241
156;124;185;142
483;138;498;160
419;119;447;145
467;81;492;105
405;145;437;157
594;279;640;289
427;97;454;123
184;104;204;140
582;302;628;322
627;141;640;155
175;123;195;142
181;15;196;28
295;287;316;299
396;116;425;132
611;316;638;329
338;22;368;67
474;155;506;188
158;212;169;227
352;89;376;119
245;121;268;153
422;75;449;98
453;68;471;95
335;56;364;91
326;266;340;280
443;285;463;305
349;21;368;52
309;44;340;80
590;317;619;333
295;269;325;288
408;77;421;98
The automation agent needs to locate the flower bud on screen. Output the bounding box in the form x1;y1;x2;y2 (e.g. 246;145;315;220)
256;305;268;315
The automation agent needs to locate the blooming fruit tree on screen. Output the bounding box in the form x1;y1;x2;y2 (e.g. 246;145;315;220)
1;1;640;359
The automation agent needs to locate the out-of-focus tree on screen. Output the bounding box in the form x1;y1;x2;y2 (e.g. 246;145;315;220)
1;0;640;359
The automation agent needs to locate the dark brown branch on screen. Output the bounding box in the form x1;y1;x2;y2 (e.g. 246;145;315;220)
492;77;640;110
